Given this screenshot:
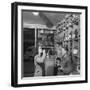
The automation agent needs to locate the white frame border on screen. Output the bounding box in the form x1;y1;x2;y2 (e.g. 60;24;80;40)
17;5;86;84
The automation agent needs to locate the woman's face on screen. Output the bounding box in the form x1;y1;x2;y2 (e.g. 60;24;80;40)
56;60;60;67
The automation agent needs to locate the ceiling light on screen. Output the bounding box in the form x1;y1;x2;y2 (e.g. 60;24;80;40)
32;12;39;16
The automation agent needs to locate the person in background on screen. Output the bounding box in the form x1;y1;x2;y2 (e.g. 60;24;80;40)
55;42;66;58
57;50;72;75
54;42;72;75
34;46;46;76
54;42;66;75
54;57;63;75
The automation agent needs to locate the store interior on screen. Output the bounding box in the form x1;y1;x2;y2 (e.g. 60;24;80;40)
22;11;80;77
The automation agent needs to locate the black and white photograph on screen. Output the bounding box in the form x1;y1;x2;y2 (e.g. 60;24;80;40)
22;11;80;77
11;2;88;87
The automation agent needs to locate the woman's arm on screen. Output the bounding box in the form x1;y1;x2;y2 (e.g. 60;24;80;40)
41;50;46;60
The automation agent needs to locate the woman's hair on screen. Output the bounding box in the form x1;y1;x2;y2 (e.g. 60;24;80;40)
56;57;61;62
40;52;43;57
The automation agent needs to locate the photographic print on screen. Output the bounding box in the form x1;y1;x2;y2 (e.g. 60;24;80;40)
22;11;80;77
11;2;88;87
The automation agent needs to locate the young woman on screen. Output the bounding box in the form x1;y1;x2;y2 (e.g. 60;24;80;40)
34;46;46;76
